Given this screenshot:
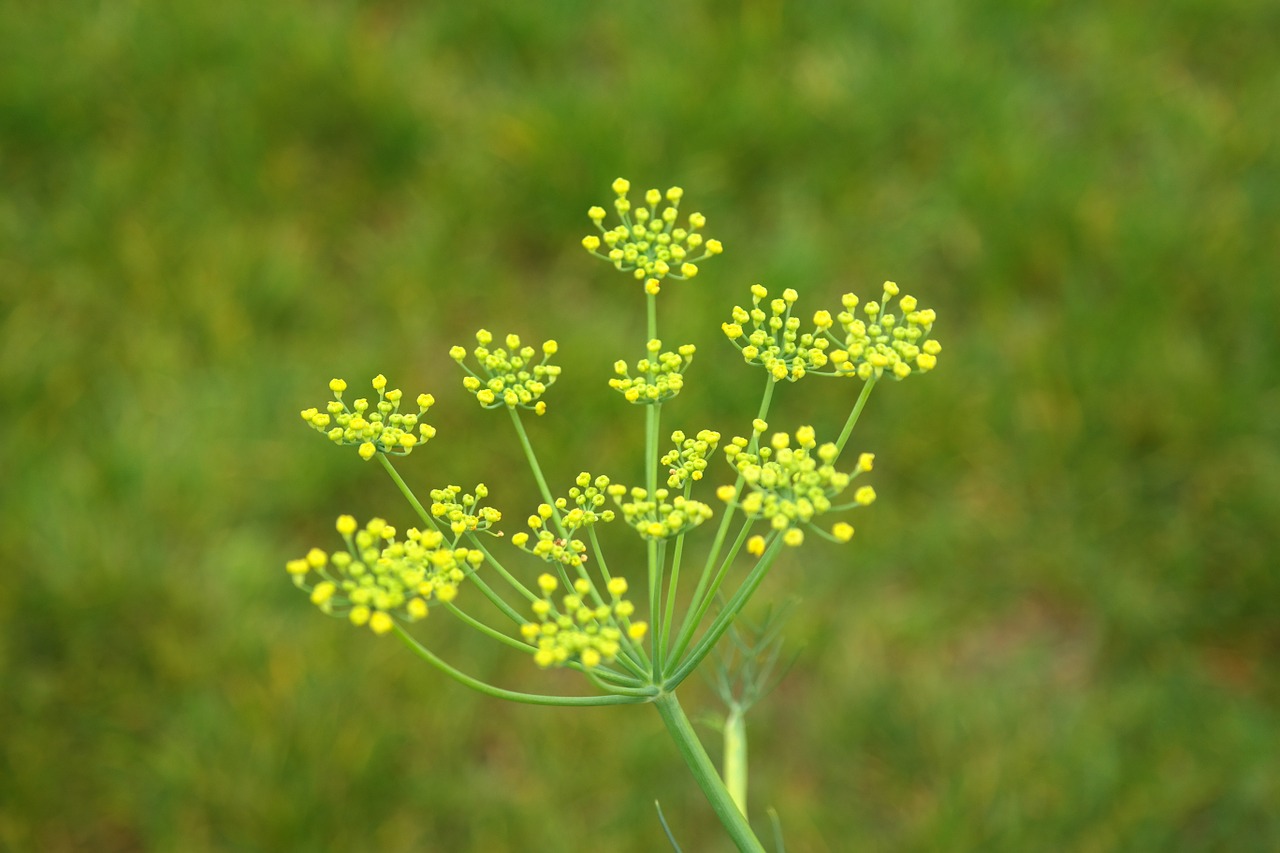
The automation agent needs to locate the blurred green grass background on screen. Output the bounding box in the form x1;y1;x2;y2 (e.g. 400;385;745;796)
3;1;1277;850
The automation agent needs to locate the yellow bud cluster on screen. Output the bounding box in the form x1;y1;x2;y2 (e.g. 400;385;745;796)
719;427;874;546
429;483;502;537
452;329;561;414
581;178;723;292
605;483;714;541
661;428;722;490
510;516;590;569
554;472;617;530
285;516;482;635
608;338;696;404
301;376;437;461
522;573;647;669
723;281;941;383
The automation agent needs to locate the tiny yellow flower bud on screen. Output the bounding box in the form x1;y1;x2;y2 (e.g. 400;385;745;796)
750;283;768;299
588;205;606;221
329;378;347;393
306;548;327;569
538;573;558;593
310;581;336;605
883;280;900;296
746;535;766;556
369;611;394;634
349;605;371;626
795;425;816;447
476;389;495;405
855;486;877;505
916;353;936;370
612;177;630;195
899;294;917;312
689;212;706;229
857;452;875;472
783;528;805;547
358;442;377;460
716;484;736;502
645;278;661;295
286;558;309;576
628;622;649;640
832;522;855;542
449;345;466;361
841;293;859;310
372;374;387;390
923;339;942;355
607;577;628;596
407;598;428;619
336;515;357;535
752;418;768;433
542;339;558;356
705;238;723;254
666;186;683;201
645;188;661;205
582;235;601;251
681;262;698;277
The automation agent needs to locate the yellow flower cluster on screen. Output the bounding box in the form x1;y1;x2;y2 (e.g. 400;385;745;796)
300;376;437;461
450;330;561;414
285;516;481;635
429;484;502;537
609;339;696;404
520;574;648;669
661;429;722;490
553;472;617;531
718;427;876;547
722;282;941;382
606;483;714;541
511;504;590;568
582;178;724;295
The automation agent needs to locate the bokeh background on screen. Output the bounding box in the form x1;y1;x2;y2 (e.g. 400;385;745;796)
3;1;1277;850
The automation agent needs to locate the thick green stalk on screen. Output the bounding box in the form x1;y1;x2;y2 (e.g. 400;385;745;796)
653;691;765;853
724;707;748;819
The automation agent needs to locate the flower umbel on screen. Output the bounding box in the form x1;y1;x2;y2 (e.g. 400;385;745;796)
606;483;715;541
554;472;618;531
430;484;503;538
723;281;941;382
451;331;561;414
662;429;722;490
720;428;875;545
609;339;696;404
300;376;437;461
510;505;591;569
520;574;648;669
286;516;482;634
582;178;724;295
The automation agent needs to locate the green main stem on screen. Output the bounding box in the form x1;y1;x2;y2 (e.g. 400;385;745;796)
653;691;765;853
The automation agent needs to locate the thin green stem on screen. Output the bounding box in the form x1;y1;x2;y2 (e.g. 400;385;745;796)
507;407;558;511
680;376;774;645
667;535;784;688
441;600;535;653
669;518;755;670
653;692;764;853
660;526;689;665
393;624;653;706
377;453;435;530
834;377;877;458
